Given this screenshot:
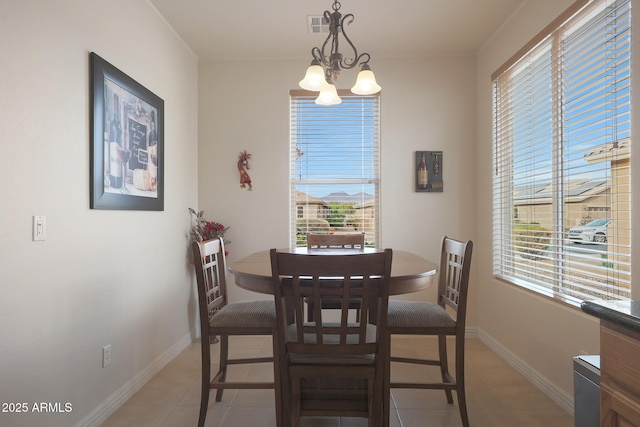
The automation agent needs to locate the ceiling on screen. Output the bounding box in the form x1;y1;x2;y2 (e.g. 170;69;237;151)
149;0;526;62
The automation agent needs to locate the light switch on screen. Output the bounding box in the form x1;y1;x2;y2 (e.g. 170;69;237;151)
33;216;46;241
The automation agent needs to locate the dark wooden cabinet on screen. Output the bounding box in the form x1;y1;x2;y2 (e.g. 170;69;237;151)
600;320;640;427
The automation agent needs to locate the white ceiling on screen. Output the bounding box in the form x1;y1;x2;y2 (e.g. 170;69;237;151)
149;0;525;62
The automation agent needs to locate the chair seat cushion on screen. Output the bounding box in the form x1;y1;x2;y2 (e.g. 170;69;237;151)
387;300;455;329
210;300;276;328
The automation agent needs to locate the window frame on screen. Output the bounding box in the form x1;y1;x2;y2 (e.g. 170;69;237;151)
289;90;381;248
491;0;632;306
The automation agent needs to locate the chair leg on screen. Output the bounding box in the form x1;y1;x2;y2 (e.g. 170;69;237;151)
372;368;384;427
455;334;469;427
199;336;212;427
198;384;210;427
438;335;454;404
280;371;293;427
291;376;301;427
272;334;284;427
382;339;391;427
457;386;470;427
215;335;229;402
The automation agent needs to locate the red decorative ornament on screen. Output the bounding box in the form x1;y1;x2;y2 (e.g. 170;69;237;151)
238;150;252;190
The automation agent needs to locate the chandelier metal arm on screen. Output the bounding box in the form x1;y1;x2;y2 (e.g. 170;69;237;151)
310;6;371;83
299;0;380;103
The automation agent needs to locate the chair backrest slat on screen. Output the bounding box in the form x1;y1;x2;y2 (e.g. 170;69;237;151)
437;236;473;325
270;249;392;358
192;238;228;334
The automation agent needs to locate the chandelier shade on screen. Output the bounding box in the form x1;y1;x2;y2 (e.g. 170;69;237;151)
299;0;380;105
299;59;331;91
351;63;382;95
315;83;342;105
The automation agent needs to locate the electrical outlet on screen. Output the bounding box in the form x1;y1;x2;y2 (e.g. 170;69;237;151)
102;345;112;368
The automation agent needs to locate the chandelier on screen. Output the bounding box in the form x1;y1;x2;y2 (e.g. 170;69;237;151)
298;0;381;105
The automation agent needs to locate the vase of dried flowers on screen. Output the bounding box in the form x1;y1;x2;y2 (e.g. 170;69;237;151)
189;208;230;254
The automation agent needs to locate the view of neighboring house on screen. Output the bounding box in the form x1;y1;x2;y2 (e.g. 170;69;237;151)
584;137;631;250
296;191;377;244
295;191;328;220
349;197;376;242
511;138;631;301
514;138;630;233
514;179;611;229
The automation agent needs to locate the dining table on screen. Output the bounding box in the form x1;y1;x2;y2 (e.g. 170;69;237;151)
229;247;438;296
227;247;438;427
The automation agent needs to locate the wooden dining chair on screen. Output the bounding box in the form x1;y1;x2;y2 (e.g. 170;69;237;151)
192;238;281;427
384;236;473;427
305;233;365;322
270;248;393;427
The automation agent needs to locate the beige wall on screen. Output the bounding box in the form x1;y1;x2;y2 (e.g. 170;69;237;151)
0;1;199;425
476;0;640;406
198;56;478;311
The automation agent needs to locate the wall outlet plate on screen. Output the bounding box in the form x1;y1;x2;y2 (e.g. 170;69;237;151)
33;216;46;241
102;345;112;368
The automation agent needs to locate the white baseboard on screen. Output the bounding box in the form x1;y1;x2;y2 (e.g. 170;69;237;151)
477;328;574;415
465;326;479;339
75;331;195;427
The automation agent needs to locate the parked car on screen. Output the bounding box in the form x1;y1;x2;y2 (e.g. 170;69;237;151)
568;218;611;244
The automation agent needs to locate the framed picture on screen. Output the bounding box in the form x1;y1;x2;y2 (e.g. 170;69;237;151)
415;151;443;192
90;52;164;210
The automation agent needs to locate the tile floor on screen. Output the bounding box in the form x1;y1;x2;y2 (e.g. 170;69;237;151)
102;336;574;427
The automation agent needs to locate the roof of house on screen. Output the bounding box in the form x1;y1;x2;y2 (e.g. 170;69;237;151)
296;191;327;206
514;138;631;206
584;137;631;163
514;179;610;206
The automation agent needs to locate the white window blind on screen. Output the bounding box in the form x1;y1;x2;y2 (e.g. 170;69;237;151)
492;0;631;305
290;90;380;247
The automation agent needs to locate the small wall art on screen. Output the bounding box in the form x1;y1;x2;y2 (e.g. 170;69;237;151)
415;151;443;192
90;52;164;210
237;150;252;190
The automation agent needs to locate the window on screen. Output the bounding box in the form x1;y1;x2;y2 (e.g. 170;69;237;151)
492;0;631;305
290;90;380;247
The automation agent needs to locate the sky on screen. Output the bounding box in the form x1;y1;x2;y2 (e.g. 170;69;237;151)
292;96;378;200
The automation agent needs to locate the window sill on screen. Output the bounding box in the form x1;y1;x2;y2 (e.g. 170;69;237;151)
493;275;584;310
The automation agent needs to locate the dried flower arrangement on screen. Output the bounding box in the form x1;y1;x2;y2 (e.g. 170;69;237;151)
189;208;230;248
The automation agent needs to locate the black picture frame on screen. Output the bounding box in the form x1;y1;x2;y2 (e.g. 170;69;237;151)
90;52;164;210
415;151;443;192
